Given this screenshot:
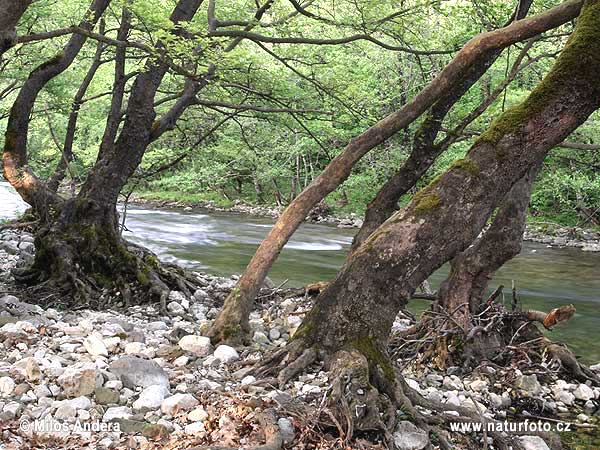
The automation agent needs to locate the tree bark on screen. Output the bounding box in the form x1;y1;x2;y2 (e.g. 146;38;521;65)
351;0;533;251
259;1;600;440
208;0;584;343
435;163;541;331
2;0;110;212
0;0;32;57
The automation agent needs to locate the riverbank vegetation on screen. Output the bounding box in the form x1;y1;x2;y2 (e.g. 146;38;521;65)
1;0;600;449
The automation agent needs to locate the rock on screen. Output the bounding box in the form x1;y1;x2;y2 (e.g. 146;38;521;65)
557;390;575;406
57;363;97;397
187;407;209;421
241;376;256;386
95;387;120;405
124;342;146;355
83;333;108;357
65;396;92;410
161;393;199;415
25;358;41;382
108;356;169;389
577;413;590;422
213;345;239;363
167;302;185;315
584;400;595;413
489;392;503;409
178;335;212;357
0;376;16;396
1;401;22;420
103;406;133;422
133;384;169;411
253;331;269;345
269;328;281;340
519;436;550;450
184;421;206;434
54;404;77;420
469;379;487;392
574;384;594;401
393;421;429;450
515;374;542;396
277;417;295;444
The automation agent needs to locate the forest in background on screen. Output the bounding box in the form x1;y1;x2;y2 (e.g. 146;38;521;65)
2;0;599;228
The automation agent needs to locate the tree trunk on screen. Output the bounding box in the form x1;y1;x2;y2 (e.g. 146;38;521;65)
0;0;32;58
436;163;541;331
350;0;533;251
256;2;600;442
2;0;110;212
208;0;583;343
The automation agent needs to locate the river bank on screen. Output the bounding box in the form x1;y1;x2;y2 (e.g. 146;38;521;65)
129;195;600;252
1;228;599;449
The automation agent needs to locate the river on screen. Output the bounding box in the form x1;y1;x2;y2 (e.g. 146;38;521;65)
2;182;599;362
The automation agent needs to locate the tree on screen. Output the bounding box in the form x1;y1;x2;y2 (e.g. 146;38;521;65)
254;1;600;445
208;0;585;344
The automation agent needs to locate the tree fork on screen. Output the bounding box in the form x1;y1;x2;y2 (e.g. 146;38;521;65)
209;0;585;343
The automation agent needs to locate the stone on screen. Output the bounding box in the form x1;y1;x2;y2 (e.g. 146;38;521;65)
95;387;120;405
26;358;41;382
57;363;97;397
167;302;185;315
161;393;199;415
241;376;256;386
519;436;550;450
83;333;108;357
133;384;169;411
574;384;594;401
103;406;133;422
178;335;212;357
277;417;295;444
253;331;269;345
393;421;429;450
577;413;590;422
469;379;487;392
214;345;239;363
0;376;16;396
108;356;169;389
187;407;209;421
556;390;575;406
269;328;281;340
54;404;77;420
184;421;206;434
489;392;503;409
515;374;542;396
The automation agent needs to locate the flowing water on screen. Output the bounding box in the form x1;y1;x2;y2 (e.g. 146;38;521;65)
2;182;599;362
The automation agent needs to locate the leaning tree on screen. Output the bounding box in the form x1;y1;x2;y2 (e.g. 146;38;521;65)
208;0;585;344
251;1;600;446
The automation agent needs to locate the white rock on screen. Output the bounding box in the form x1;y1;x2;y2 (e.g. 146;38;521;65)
469;379;487;392
64;396;92;410
213;345;239;363
269;328;281;340
519;436;550;450
556;390;575;406
184;421;205;434
124;342;146;355
187;407;209;421
173;355;189;367
577;413;590;422
0;376;16;396
54;404;77;420
253;331;269;345
574;384;594;401
167;302;185;315
277;417;295;444
489;392;503;409
241;376;256;386
393;421;429;450
178;335;212;357
133;384;169;412
83;333;109;357
161;393;199;415
515;374;542;396
104;380;123;390
103;406;133;422
57;363;97;397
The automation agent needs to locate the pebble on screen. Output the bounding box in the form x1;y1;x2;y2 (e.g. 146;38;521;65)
213;345;239;363
178;335;212;357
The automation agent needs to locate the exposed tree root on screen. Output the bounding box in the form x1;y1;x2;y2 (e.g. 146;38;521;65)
11;229;199;311
391;293;599;386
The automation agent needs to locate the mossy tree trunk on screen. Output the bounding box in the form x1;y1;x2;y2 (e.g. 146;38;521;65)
435;163;541;331
208;0;583;344
257;2;600;442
